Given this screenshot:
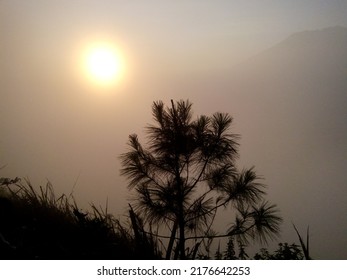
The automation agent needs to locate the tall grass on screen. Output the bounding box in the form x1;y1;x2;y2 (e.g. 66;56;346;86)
0;177;161;259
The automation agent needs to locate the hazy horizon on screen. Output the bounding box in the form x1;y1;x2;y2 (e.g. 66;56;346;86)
1;0;347;259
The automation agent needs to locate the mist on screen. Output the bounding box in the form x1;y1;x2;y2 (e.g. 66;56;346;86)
1;1;347;259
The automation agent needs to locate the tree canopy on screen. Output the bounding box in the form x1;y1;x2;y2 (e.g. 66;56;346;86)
120;100;282;259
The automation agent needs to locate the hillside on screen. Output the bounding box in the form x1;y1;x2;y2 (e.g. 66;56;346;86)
225;26;347;259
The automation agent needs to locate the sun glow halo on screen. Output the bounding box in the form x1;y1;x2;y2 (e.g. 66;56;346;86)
84;43;124;86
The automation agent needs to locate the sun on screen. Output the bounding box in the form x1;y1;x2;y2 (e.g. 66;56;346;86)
84;43;124;86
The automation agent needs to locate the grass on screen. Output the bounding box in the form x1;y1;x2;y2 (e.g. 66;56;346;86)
0;177;161;259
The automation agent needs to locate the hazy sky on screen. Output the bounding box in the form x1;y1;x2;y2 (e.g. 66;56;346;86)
1;0;347;259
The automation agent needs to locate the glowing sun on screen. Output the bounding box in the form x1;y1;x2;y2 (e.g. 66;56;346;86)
84;43;124;86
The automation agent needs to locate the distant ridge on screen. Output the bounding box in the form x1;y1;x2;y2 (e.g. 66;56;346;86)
244;25;347;71
225;25;347;96
282;25;347;44
210;25;347;163
185;26;347;101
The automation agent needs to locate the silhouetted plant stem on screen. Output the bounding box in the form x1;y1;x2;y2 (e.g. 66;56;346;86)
293;223;310;260
166;221;177;259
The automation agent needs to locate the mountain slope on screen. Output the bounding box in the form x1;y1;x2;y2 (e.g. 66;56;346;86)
213;26;347;259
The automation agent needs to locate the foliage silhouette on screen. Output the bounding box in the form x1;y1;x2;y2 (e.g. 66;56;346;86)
120;100;282;259
254;243;304;260
0;177;161;259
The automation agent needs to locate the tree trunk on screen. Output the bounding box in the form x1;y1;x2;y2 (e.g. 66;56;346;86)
178;212;186;259
166;221;178;259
